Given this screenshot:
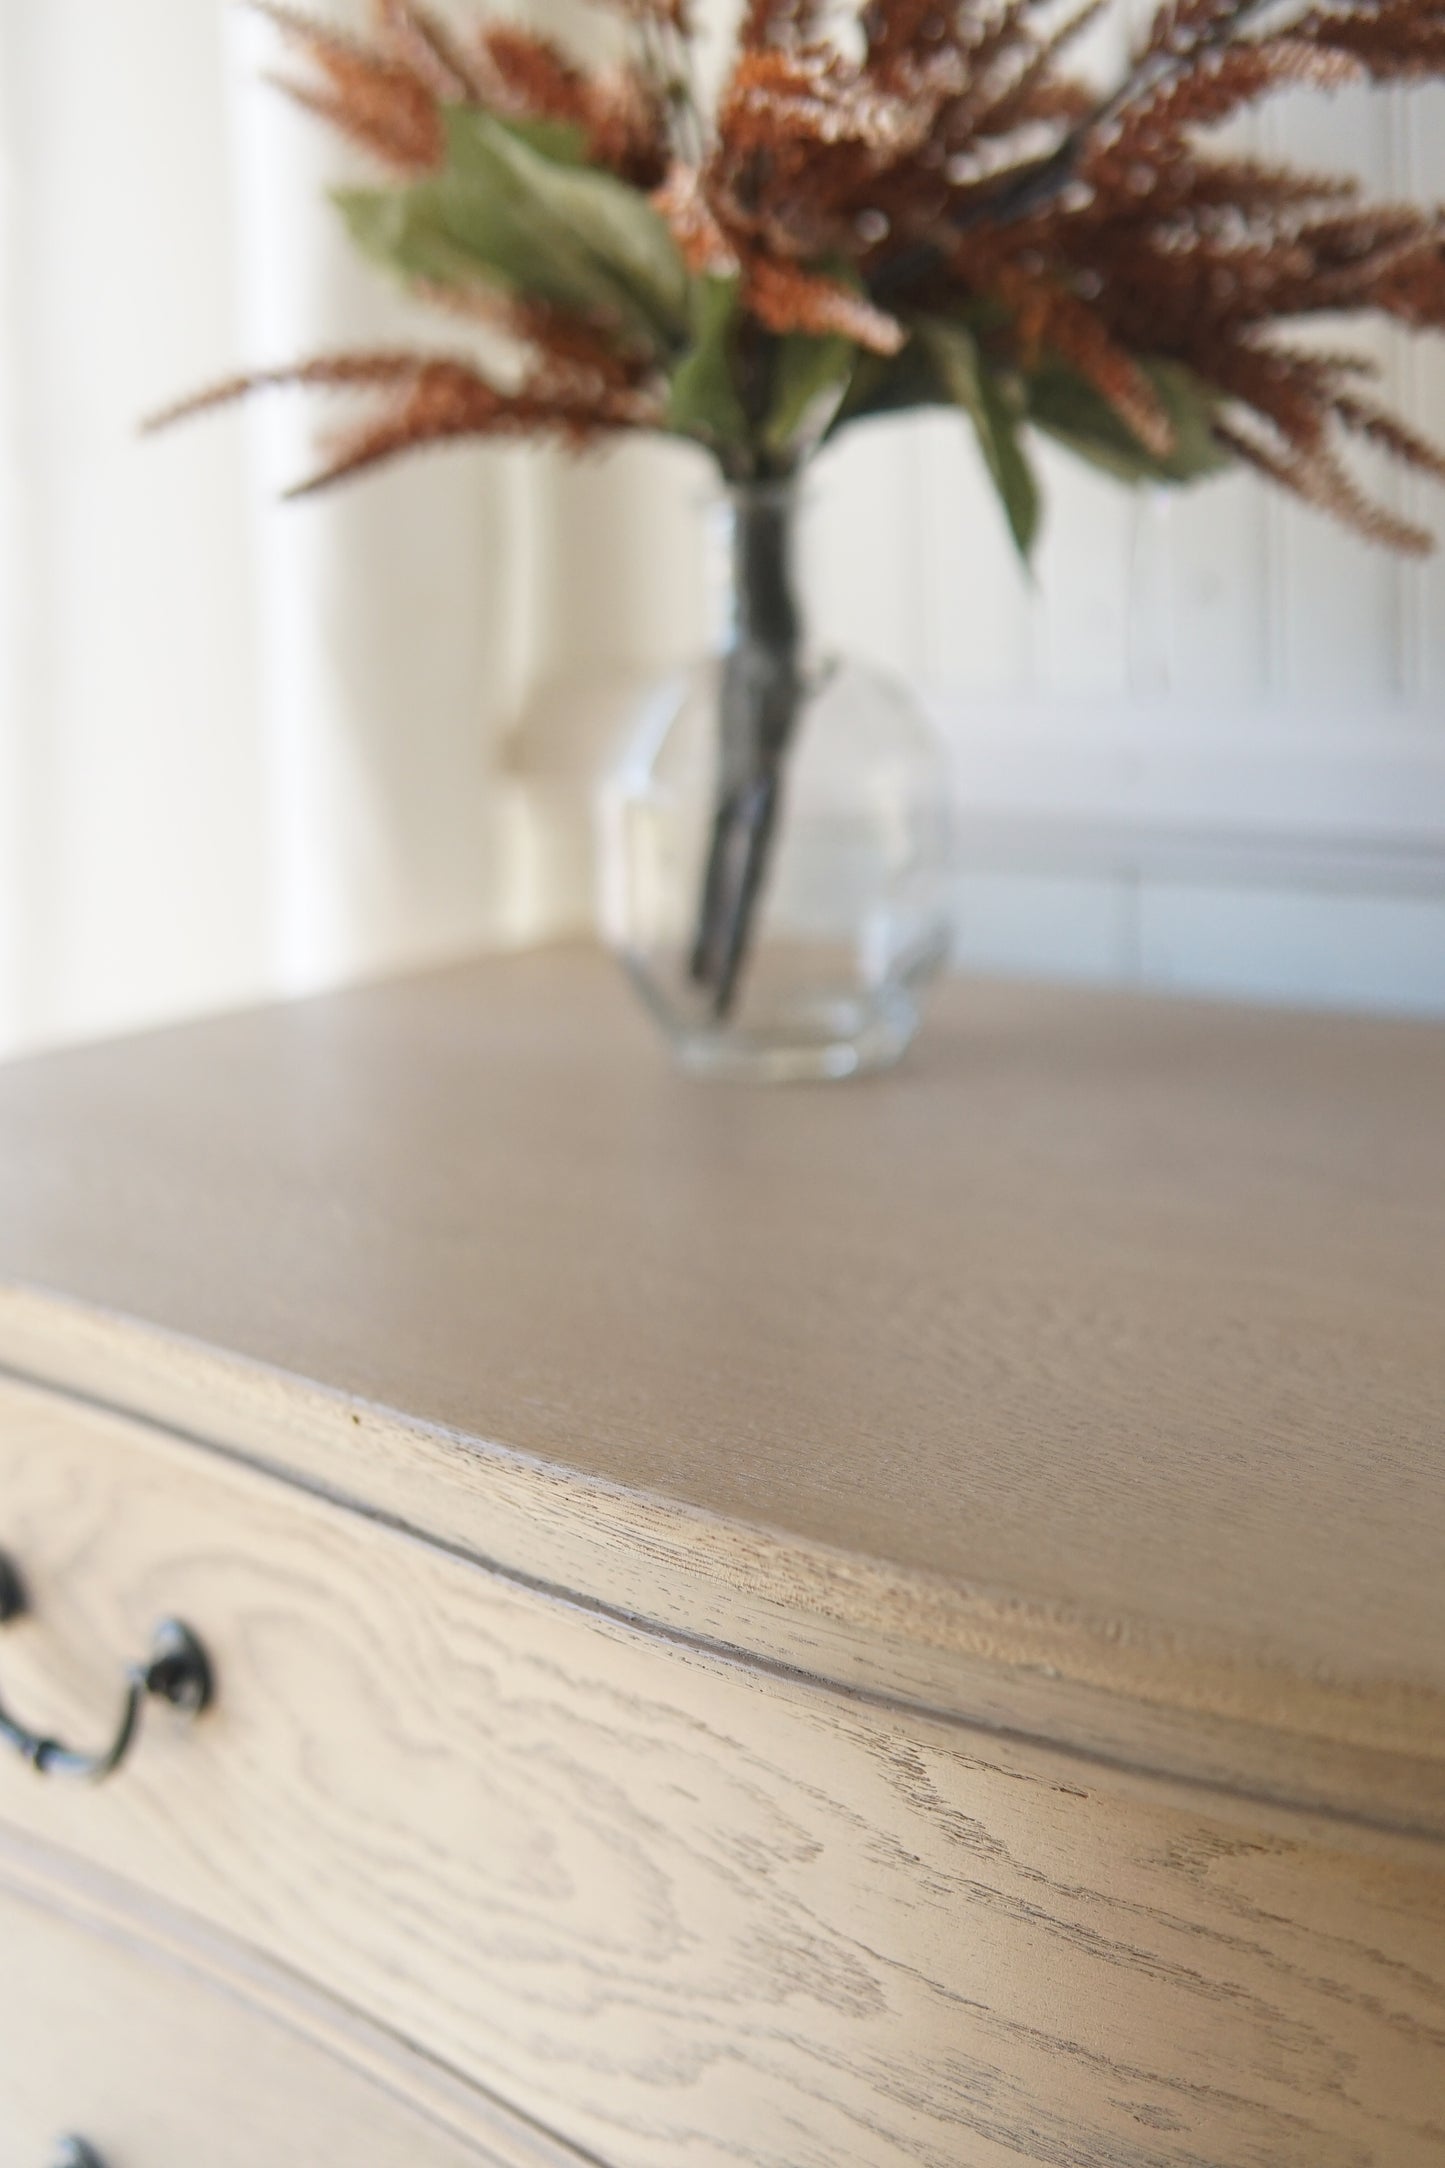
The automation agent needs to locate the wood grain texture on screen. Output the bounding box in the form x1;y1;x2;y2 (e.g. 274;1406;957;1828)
1;1376;1443;2167
0;948;1442;1828
0;1830;593;2168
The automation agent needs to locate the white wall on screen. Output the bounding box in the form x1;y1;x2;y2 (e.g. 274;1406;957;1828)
805;392;1445;1017
0;0;531;1061
1;7;1442;1063
0;0;268;1053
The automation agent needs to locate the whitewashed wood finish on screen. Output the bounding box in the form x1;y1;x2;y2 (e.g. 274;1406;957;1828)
1;952;1443;1834
1;1379;1443;2167
8;1312;1445;1849
0;1826;591;2168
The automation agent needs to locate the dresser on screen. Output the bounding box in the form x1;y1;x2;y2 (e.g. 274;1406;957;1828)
0;947;1442;2167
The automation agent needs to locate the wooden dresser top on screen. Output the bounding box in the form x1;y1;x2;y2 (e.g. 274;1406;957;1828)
1;947;1442;1837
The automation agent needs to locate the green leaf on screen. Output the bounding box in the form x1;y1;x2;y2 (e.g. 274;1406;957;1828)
334;178;612;321
1027;359;1231;485
915;319;1040;561
336;110;690;344
431;172;621;315
488;114;590;168
333;187;502;290
666;276;748;450
763;333;857;455
442;107;688;340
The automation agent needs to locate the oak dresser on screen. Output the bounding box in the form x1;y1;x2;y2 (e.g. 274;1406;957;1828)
0;947;1443;2167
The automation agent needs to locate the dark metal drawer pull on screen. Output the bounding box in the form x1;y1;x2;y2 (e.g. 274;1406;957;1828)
0;1551;213;1783
52;2142;107;2168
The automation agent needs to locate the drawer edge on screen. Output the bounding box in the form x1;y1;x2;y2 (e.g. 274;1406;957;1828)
4;1285;1445;1855
0;1820;607;2168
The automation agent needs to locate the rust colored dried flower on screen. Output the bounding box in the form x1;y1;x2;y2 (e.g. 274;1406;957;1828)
152;0;1445;551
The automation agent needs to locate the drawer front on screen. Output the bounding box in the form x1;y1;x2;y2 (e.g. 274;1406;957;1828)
0;1827;582;2168
2;1371;1444;2167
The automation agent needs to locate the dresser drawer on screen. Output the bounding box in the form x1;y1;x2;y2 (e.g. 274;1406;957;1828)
2;1370;1444;2167
0;1827;578;2168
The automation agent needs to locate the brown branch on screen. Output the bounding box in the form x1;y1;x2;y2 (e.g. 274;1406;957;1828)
141;354;445;434
1215;415;1433;552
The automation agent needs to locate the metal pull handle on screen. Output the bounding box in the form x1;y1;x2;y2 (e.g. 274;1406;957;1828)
52;2142;107;2168
0;1551;213;1783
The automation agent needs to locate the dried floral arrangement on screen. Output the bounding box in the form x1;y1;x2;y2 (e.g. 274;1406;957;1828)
155;0;1445;1020
158;0;1445;552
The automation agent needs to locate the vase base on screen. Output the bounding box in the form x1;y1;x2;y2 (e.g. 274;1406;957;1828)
663;990;920;1085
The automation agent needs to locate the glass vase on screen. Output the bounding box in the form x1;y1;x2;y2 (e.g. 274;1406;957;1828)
597;478;953;1082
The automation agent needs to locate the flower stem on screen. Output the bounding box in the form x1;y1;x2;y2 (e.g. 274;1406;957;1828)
688;484;804;1018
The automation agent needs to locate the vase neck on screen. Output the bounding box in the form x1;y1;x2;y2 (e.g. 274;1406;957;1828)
713;481;804;658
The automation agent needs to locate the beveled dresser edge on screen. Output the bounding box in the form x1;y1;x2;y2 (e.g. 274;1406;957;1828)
3;1282;1444;1860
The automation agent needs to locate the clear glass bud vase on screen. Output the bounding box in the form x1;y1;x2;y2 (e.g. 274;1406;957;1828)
597;478;954;1082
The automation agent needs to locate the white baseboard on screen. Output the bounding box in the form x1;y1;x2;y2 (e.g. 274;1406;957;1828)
939;695;1445;885
940;695;1445;1015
